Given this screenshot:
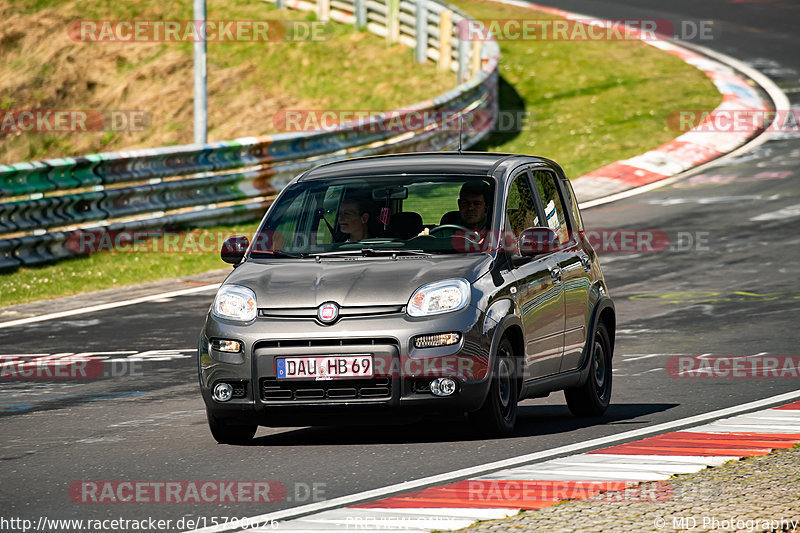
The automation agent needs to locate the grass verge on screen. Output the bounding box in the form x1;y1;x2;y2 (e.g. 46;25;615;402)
1;0;722;306
0;0;454;163
0;224;254;307
451;0;721;178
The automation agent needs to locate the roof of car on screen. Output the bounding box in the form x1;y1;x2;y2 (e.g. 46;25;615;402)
299;152;550;180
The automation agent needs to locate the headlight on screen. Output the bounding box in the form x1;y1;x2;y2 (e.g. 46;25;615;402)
212;285;257;322
407;279;470;317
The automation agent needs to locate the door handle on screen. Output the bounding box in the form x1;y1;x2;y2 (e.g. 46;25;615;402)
579;254;591;272
550;267;562;284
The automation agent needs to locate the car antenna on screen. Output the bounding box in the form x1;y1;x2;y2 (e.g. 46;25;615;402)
457;113;463;155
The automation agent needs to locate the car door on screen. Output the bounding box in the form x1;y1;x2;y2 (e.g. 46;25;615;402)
531;169;590;372
506;169;565;380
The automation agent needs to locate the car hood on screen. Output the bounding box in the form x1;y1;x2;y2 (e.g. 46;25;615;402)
224;255;493;308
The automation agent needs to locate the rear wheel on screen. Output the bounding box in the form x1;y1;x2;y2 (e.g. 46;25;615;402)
206;411;257;445
565;322;612;417
471;337;518;437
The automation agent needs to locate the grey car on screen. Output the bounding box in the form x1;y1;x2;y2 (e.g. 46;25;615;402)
199;152;615;443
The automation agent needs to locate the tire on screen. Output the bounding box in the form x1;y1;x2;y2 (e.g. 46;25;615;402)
565;321;612;417
471;337;518;437
206;411;257;445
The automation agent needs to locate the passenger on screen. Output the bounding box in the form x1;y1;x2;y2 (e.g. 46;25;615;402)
338;195;373;242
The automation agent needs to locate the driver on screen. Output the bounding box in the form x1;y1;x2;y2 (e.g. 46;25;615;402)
454;180;492;231
338;194;374;242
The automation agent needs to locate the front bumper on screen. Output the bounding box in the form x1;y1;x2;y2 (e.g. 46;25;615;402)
198;306;494;426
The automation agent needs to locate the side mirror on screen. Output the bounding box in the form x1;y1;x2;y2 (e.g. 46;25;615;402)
221;235;249;265
518;227;559;256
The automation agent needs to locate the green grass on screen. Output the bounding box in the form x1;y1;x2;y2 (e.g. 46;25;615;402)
1;0;722;306
0;224;255;307
452;0;721;178
0;0;455;163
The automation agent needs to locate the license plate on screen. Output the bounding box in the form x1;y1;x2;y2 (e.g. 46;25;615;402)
276;355;374;380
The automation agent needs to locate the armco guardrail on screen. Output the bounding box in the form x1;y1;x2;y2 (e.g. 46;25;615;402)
0;0;498;270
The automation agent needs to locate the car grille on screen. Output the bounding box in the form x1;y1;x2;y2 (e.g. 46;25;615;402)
260;377;391;402
254;338;398;349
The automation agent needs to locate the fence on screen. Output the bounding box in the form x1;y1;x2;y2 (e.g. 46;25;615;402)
0;0;499;269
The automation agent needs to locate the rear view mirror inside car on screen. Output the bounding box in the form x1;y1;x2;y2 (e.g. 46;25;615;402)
372;186;409;200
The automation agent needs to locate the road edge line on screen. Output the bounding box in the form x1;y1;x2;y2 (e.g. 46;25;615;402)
0;283;220;329
186;389;800;532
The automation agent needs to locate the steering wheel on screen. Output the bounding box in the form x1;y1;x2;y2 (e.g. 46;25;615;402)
429;224;471;235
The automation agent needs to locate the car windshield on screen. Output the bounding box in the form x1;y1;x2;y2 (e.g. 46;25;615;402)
249;174;497;257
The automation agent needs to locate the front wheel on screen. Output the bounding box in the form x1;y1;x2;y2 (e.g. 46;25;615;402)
206;411;257;445
470;337;518;437
565;322;612;417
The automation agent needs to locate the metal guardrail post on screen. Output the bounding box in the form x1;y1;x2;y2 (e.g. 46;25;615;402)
318;0;330;22
471;39;481;77
415;0;428;63
438;9;452;72
355;0;366;28
387;0;400;43
193;0;208;145
457;33;469;82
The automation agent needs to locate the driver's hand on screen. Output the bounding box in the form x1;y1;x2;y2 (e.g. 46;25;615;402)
418;227;430;236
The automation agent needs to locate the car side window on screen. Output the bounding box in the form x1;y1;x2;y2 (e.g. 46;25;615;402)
532;170;570;245
505;172;540;253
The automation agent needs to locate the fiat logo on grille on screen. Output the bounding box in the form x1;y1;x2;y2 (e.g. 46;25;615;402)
317;302;339;324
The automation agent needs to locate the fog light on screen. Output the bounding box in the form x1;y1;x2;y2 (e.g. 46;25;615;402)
430;377;457;397
414;333;461;348
212;382;233;402
212;339;242;353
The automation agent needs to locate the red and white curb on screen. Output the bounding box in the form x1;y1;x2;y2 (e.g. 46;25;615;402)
264;400;800;532
495;0;780;205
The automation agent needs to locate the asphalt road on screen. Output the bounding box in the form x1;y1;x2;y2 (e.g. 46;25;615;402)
2;0;799;530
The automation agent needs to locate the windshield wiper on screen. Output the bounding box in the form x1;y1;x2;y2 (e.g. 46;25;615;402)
309;249;431;259
249;250;307;258
360;248;430;257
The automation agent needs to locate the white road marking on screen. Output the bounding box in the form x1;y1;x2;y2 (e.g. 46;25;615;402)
0;284;220;329
620;353;687;361
186;389;800;533
683;409;800;433
751;203;800;221
646;194;780;206
273;507;515;532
